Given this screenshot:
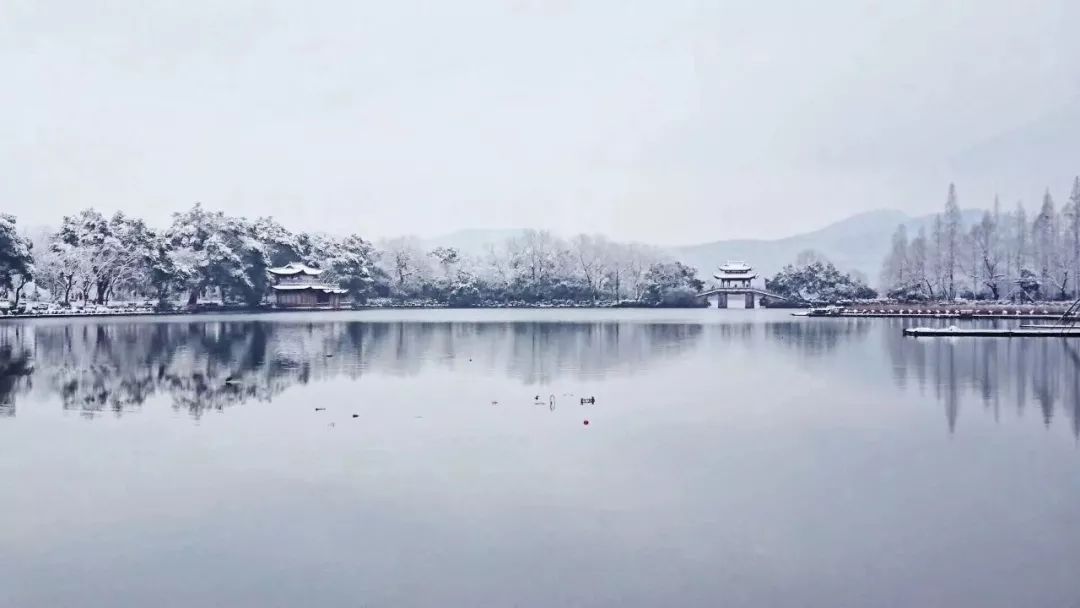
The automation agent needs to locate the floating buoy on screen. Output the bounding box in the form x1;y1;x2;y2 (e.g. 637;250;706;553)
583;420;590;426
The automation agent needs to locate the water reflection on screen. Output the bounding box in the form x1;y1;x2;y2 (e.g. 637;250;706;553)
0;321;703;417
761;318;874;356
1;317;1079;433
886;325;1080;435
0;340;33;417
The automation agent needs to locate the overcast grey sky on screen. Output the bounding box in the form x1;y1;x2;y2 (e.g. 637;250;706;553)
3;0;1078;244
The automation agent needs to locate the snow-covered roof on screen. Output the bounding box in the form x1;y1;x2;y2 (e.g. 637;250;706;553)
267;262;325;276
272;285;347;294
717;261;752;273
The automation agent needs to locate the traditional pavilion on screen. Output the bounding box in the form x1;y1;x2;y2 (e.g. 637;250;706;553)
709;261;760;308
267;263;348;309
714;261;757;289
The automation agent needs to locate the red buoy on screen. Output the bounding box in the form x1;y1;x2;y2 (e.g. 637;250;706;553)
583;419;589;426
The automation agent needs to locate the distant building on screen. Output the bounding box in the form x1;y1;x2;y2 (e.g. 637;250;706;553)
267;263;348;309
714;261;757;289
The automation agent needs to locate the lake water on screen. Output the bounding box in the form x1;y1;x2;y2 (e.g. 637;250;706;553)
1;309;1079;607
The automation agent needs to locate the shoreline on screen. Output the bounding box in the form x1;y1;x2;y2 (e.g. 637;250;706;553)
806;303;1073;320
0;302;723;320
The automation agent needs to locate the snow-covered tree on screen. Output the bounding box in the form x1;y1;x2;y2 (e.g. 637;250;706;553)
379;237;431;296
908;227;931;299
0;214;34;306
570;234;609;302
943;183;963;299
969;209;1004;299
324;234;383;300
930;215;946;298
641;261;704;306
428;246;460;280
767;260;876;304
1063;177;1080;298
1008;202;1030;298
881;225;909;292
165;204;268;306
1032;190;1066;298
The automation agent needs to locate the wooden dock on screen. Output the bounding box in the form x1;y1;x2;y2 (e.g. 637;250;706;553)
843;312;1062;320
816;305;1072;320
904;326;1080;338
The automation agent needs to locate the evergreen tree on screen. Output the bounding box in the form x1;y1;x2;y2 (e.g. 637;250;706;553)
943;183;963;299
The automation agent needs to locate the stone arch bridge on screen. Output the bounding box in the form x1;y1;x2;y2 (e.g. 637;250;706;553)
697;287;792;309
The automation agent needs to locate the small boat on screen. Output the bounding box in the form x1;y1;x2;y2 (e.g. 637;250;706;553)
807;306;845;317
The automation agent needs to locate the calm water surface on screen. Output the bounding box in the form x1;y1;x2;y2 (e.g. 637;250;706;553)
1;309;1079;607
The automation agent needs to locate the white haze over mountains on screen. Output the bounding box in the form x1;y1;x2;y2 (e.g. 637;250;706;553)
421;208;985;286
2;0;1078;245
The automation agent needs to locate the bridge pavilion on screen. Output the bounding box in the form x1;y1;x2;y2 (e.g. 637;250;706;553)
698;261;787;308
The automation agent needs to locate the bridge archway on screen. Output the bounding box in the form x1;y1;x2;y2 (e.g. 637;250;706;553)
704;292;756;308
697;287;791;309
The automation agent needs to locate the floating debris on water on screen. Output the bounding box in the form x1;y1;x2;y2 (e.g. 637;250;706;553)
314;407;326;412
351;414;359;418
580;397;595;405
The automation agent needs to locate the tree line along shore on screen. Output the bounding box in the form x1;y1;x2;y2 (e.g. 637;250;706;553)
1;204;719;313
21;177;1080;317
880;177;1080;304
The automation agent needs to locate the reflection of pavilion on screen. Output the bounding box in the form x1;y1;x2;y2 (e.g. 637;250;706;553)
699;262;788;309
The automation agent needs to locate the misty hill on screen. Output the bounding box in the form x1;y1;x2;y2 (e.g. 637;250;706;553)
673;209;983;285
419;209;983;287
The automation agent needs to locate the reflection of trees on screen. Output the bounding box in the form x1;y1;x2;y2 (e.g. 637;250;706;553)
0;320;703;418
887;331;1080;435
0;339;34;417
762;320;872;356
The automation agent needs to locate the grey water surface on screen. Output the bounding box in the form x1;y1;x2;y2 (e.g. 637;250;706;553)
1;309;1078;608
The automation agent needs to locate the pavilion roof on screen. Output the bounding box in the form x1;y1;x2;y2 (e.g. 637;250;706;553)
267;262;325;276
272;284;347;294
718;261;753;273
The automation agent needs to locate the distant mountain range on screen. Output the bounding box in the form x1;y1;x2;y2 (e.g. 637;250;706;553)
671;208;983;285
422;209;983;287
